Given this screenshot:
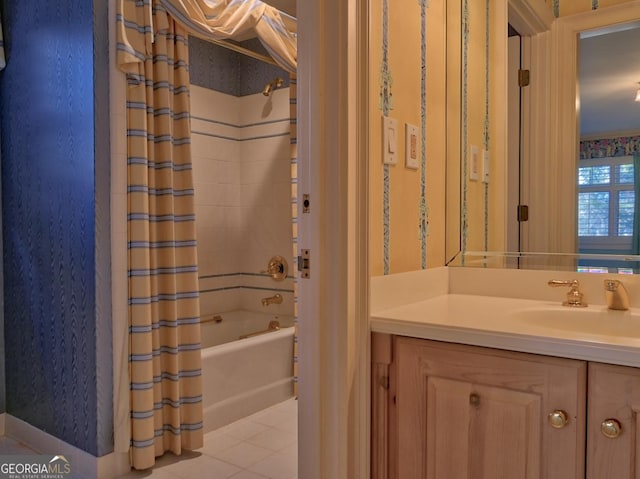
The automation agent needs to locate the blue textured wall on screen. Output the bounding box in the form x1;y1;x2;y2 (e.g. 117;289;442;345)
189;37;290;96
0;0;112;457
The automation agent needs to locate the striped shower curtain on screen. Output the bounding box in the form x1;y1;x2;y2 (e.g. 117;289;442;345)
289;74;298;395
117;0;203;470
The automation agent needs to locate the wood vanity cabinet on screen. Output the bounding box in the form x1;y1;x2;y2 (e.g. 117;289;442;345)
587;362;640;478
371;333;587;479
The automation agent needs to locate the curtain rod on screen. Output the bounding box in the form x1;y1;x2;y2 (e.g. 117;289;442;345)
204;37;280;67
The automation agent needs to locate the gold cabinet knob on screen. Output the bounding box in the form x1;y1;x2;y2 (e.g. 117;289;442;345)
601;419;622;439
548;410;569;429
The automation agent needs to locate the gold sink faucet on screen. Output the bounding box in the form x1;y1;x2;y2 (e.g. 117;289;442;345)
604;279;629;311
548;279;587;307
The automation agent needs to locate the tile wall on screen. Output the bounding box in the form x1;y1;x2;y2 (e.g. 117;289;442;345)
190;85;294;319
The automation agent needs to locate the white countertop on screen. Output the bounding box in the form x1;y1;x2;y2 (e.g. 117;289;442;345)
371;293;640;368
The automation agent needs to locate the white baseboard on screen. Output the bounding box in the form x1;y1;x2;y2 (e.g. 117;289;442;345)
4;414;130;479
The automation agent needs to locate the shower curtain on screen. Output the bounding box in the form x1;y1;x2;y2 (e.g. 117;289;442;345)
290;74;299;395
117;1;203;470
118;0;297;468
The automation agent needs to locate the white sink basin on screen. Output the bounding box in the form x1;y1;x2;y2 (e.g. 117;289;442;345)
371;292;640;367
510;307;640;338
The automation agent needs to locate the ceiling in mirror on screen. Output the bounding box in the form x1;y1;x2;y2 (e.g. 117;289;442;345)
580;22;640;137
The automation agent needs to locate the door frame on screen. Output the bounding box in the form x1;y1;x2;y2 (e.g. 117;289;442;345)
297;0;370;478
506;0;554;255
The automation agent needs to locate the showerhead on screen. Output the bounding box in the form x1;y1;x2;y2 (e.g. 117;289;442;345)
262;77;284;96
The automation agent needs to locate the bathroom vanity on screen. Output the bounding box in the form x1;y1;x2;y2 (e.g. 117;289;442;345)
370;268;640;479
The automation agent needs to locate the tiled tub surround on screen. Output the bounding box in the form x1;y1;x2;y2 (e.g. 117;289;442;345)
190;84;294;318
189;84;296;433
371;267;640;367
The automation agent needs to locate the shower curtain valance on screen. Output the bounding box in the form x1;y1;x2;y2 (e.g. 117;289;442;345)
160;0;297;73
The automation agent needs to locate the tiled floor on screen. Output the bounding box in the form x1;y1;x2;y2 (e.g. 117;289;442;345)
0;397;297;479
118;397;298;479
0;435;36;455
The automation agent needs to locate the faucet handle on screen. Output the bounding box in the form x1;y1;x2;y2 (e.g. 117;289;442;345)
261;256;288;281
548;279;587;307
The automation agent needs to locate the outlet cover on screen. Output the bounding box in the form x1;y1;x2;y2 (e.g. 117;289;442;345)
469;145;480;181
482;149;490;183
405;124;419;169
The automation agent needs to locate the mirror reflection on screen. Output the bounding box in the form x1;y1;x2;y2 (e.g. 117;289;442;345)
577;23;640;270
450;1;640;273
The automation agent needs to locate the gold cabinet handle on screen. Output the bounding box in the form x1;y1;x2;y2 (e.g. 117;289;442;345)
601;419;622;439
548;410;569;429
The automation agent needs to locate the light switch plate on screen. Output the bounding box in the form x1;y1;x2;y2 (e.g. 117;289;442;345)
482;149;490;183
405;123;419;169
382;115;398;165
469;145;480;181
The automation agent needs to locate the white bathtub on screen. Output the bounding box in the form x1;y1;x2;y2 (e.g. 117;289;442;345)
200;310;295;432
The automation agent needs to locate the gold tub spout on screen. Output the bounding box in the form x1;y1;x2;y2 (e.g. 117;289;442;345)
261;293;283;306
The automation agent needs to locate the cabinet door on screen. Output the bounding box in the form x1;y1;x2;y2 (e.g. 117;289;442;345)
391;337;586;479
588;362;640;478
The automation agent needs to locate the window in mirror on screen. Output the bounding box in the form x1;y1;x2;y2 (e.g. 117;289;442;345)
577;266;635;274
577;20;640;261
578;156;635;252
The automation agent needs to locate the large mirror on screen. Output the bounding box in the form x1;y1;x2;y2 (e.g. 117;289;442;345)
447;0;640;273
